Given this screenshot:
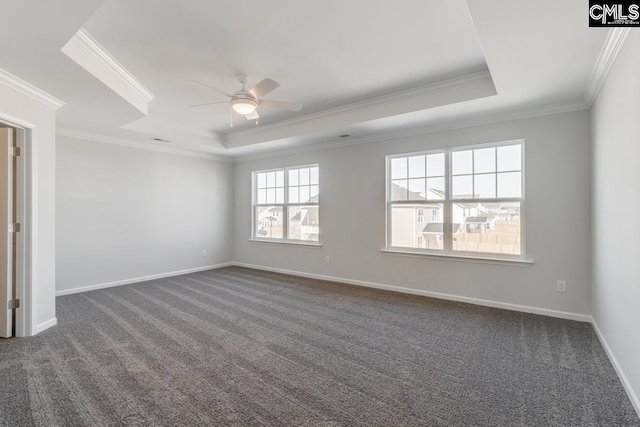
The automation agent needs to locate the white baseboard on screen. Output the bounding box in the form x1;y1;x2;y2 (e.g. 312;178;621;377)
55;263;234;297
232;262;592;322
55;261;592;323
35;317;57;334
592;319;640;419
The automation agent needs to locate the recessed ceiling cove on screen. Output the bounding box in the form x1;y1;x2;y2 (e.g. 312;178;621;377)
81;0;493;149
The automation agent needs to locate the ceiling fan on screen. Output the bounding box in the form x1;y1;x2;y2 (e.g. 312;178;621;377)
189;75;303;124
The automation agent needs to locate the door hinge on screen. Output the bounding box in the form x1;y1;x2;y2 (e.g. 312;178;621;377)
8;299;19;309
8;223;20;233
9;146;20;157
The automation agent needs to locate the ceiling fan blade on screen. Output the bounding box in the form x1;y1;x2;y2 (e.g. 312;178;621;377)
189;101;229;109
245;110;260;120
248;78;280;98
188;80;233;98
259;99;303;111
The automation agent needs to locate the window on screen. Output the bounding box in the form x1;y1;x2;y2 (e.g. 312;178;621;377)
387;141;523;258
253;165;319;243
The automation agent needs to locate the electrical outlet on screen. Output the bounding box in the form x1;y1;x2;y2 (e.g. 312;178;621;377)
325;256;330;264
557;280;567;293
202;249;207;257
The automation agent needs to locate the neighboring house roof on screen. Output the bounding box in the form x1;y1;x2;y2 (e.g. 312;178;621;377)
422;223;462;233
261;216;279;222
391;182;423;200
291;211;311;222
421;188;445;200
466;217;489;223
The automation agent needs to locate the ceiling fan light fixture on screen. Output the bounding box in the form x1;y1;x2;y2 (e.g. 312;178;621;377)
231;98;257;115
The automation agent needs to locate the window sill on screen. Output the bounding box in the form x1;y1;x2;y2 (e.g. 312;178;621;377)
380;249;533;267
249;239;322;248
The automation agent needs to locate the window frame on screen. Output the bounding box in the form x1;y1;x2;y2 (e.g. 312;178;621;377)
251;164;321;245
385;140;525;261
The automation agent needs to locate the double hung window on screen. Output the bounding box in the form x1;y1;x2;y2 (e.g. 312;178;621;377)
387;141;524;258
253;165;320;243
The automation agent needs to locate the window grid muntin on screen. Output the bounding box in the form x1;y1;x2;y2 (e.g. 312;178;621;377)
450;143;523;201
390;153;445;202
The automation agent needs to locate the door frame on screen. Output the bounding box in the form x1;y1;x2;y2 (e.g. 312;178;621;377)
0;116;33;337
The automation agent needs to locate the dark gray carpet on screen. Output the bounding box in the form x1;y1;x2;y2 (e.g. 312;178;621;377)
1;266;638;426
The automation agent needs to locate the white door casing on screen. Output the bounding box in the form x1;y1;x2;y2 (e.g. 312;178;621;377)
0;127;13;337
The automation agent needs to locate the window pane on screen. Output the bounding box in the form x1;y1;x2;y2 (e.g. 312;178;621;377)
452;150;472;175
391;157;408;179
257;173;267;189
275;170;284;187
257;189;266;204
299;168;310;185
266;188;276;204
310;167;319;185
391;203;443;250
452;175;473;199
474;173;496;198
426;178;445;199
427;153;445;177
408;155;425;178
299;186;310;203
452;202;521;255
474;147;496;173
408;178;426;200
256;206;283;239
391;180;408;201
310;185;319;200
266;172;276;187
289;187;299;203
288;206;319;241
289;169;299;186
497;172;522;197
275;187;284;204
497;145;522;172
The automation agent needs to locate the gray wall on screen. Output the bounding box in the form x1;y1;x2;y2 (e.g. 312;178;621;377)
234;110;592;316
591;30;640;411
56;136;234;293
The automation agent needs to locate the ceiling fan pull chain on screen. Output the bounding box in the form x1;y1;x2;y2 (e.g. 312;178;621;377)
230;106;234;128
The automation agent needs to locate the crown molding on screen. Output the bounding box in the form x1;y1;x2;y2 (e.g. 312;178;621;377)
56;128;232;162
57;97;589;164
62;28;154;114
0;68;65;110
72;29;154;103
584;28;631;107
226;70;495;148
233;99;589;163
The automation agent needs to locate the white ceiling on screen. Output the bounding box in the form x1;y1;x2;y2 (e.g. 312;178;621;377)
0;0;608;159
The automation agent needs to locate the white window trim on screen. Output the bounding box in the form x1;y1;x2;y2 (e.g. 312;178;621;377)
385;139;531;263
251;164;320;245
